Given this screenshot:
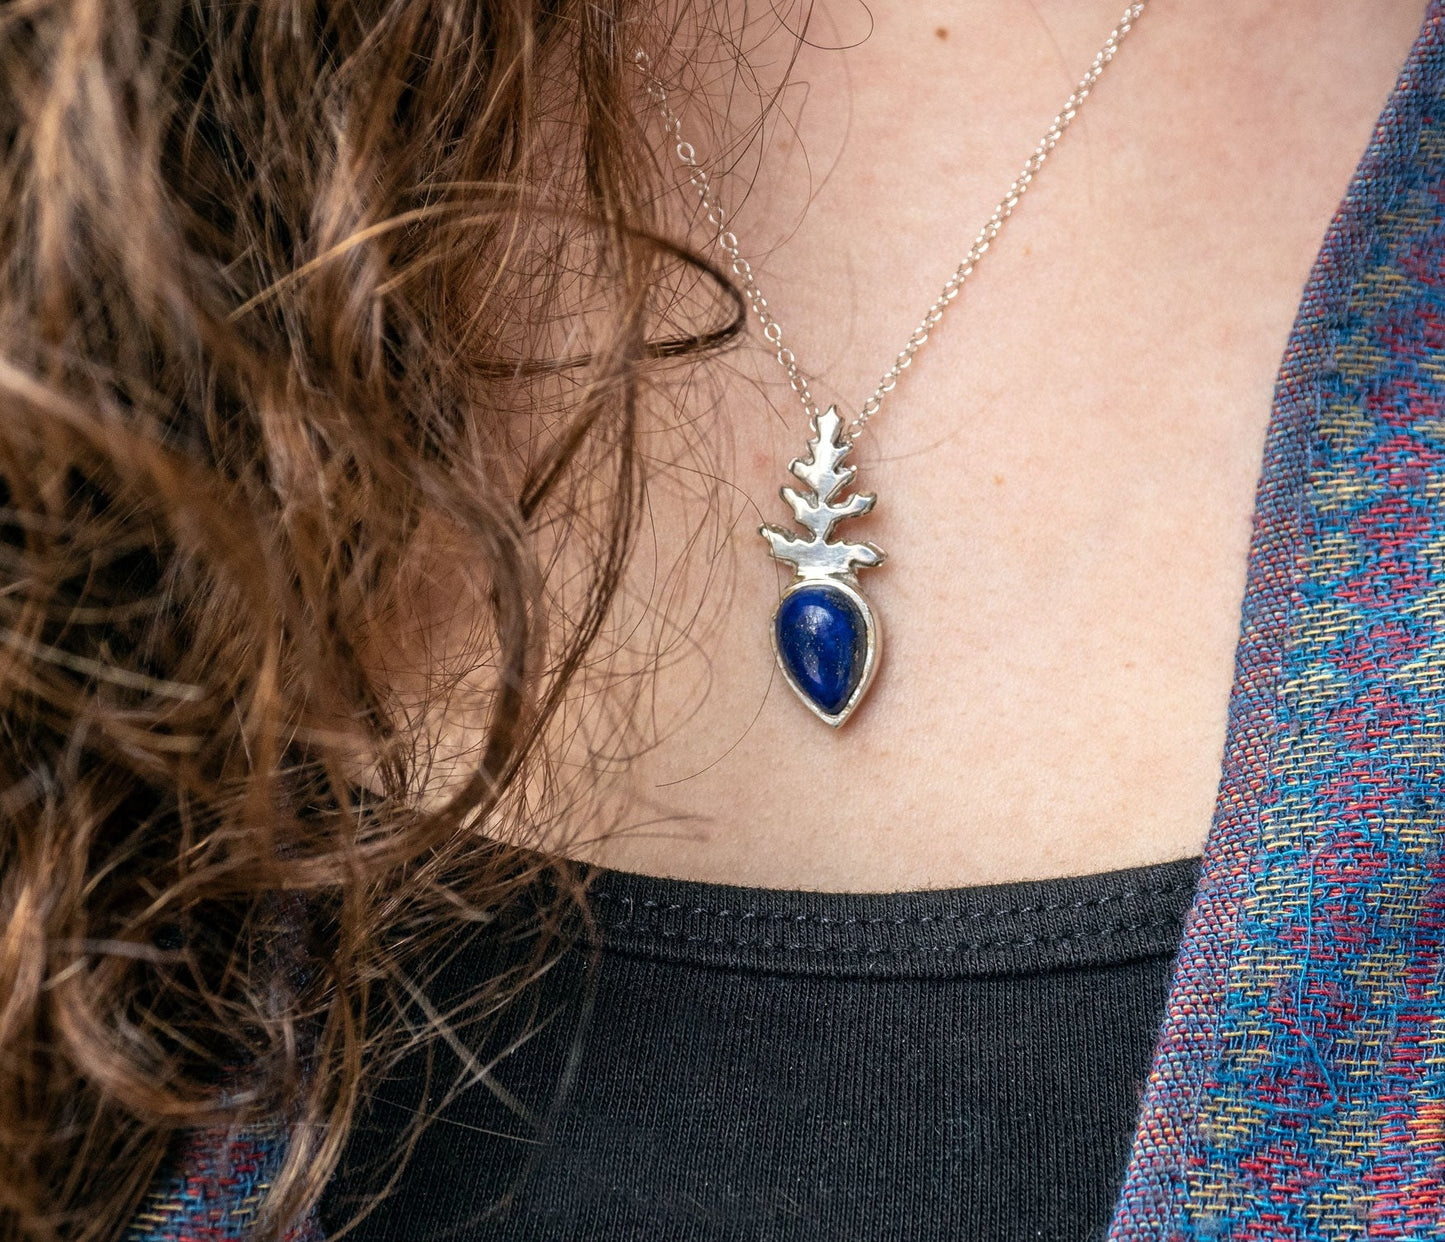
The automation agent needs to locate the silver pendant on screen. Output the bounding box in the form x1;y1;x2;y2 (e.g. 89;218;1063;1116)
759;405;886;727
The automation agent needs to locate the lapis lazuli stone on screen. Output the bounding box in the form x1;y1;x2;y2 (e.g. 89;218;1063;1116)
775;584;866;716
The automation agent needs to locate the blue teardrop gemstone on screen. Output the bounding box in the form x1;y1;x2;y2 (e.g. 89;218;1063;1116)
775;584;867;716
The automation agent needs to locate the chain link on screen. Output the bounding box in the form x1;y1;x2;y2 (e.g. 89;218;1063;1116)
635;2;1147;442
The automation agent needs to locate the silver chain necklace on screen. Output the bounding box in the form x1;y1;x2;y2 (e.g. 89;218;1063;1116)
635;2;1149;726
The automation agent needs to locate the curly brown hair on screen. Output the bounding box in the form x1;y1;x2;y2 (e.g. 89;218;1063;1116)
0;1;745;1237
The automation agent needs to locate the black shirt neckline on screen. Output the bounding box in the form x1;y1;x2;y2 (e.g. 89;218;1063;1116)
583;856;1202;979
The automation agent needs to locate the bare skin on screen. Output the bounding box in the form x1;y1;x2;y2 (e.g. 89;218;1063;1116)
566;0;1431;890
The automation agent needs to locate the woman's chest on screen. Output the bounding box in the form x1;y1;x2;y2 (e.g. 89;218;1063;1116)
576;0;1431;888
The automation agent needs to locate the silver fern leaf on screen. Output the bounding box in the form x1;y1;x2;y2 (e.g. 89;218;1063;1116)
760;406;886;580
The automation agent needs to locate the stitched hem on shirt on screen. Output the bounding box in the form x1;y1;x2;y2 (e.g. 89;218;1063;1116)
580;856;1201;980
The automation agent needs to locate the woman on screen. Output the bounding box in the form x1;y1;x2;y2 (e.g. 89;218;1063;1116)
2;0;1442;1238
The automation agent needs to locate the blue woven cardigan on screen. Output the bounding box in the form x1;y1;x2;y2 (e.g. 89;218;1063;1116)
129;5;1445;1238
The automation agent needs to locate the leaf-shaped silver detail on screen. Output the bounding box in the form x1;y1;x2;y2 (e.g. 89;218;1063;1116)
760;406;886;581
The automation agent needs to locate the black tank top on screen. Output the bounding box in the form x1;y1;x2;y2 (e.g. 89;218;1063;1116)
325;857;1199;1241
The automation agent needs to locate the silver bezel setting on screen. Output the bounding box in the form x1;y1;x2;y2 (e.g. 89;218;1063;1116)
768;577;881;728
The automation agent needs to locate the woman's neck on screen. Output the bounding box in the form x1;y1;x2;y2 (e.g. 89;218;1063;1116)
560;0;1433;891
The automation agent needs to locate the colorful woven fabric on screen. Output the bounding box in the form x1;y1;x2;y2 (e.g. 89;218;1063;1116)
123;1128;319;1242
1110;4;1445;1238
